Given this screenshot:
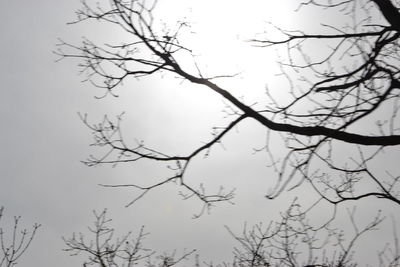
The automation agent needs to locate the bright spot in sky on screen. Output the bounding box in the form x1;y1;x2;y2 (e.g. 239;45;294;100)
154;0;295;104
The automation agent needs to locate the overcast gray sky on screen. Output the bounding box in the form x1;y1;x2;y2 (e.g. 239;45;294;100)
0;1;287;266
0;1;399;266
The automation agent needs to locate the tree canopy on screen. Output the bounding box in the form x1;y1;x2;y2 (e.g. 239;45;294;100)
57;0;400;266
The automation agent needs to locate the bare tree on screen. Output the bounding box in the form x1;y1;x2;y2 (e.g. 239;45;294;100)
58;0;400;265
0;207;40;267
228;202;387;267
63;209;195;267
65;204;398;267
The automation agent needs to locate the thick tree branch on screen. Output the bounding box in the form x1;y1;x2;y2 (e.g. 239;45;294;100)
372;0;400;31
